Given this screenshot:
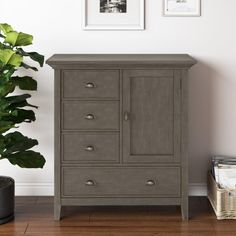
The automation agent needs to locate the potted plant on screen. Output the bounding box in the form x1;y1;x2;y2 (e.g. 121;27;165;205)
0;23;46;224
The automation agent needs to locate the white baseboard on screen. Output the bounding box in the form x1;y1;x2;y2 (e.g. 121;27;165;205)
15;183;54;196
189;183;207;196
15;183;207;196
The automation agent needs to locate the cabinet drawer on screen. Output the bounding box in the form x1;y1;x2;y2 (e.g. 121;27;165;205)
62;167;180;197
62;70;119;99
63;101;119;130
62;132;119;163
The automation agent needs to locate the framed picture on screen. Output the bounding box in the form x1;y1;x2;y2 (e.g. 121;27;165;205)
82;0;145;30
163;0;201;17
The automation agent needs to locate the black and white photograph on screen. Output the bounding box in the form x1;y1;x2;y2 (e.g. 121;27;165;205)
100;0;127;13
82;0;144;30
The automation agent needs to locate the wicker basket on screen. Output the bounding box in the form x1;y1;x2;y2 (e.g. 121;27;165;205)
208;172;236;220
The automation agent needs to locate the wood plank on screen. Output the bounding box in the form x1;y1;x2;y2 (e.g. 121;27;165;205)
0;221;28;235
2;196;234;236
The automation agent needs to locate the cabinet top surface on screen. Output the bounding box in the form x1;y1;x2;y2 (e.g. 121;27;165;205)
46;54;196;68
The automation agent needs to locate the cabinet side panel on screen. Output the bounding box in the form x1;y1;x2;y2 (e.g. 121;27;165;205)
54;69;61;219
180;69;189;220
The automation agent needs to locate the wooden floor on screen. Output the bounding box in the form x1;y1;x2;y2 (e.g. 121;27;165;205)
0;197;235;236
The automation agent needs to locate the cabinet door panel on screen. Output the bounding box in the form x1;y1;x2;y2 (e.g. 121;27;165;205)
123;70;181;163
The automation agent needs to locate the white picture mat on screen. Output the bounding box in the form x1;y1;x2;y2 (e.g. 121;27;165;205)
82;0;145;30
163;0;201;16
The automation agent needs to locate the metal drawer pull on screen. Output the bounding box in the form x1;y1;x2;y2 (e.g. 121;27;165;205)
85;146;94;152
124;111;129;121
85;180;95;186
85;114;95;120
85;82;95;88
146;180;155;186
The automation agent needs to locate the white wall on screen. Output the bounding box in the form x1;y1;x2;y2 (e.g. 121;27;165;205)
1;0;236;196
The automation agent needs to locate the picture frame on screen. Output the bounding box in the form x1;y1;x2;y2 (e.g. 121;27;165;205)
82;0;145;30
163;0;201;17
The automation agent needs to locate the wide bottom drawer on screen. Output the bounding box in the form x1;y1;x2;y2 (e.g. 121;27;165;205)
62;167;180;197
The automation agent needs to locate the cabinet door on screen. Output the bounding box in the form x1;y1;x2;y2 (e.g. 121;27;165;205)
123;70;181;163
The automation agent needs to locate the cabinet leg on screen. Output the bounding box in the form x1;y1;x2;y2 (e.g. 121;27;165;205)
181;200;189;221
54;204;62;221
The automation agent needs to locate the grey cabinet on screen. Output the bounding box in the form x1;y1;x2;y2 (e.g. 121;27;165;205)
47;54;196;221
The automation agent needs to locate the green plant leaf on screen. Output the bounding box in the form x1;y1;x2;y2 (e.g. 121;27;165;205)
4;93;31;103
0;98;11;112
9;53;23;67
0;95;37;125
0;49;14;64
4;31;33;47
0;23;13;35
0;110;11;117
12;76;37;90
21;62;38;71
0;94;38;113
0;23;45;169
0;49;23;67
0;121;15;133
0;49;14;63
0;76;37;97
0;65;15;79
0;42;12;51
0;135;4;154
0;61;4;70
2;131;38;155
6;94;37;109
0;42;14;50
0;81;15;97
17;48;44;67
27;52;44;67
8;109;36;123
4;150;45;168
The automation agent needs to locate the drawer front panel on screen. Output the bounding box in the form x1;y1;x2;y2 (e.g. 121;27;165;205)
62;70;119;99
62;167;180;197
62;132;119;163
63;101;119;130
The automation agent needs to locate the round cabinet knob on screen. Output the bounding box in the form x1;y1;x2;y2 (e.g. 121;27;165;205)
85;114;95;120
85;146;94;152
146;180;155;186
85;82;95;88
85;180;95;186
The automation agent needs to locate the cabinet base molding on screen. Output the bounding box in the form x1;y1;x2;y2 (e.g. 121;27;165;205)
60;198;181;206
